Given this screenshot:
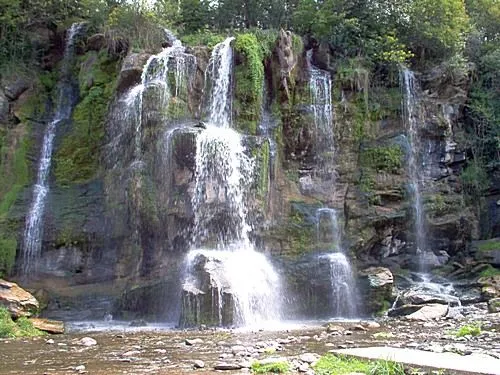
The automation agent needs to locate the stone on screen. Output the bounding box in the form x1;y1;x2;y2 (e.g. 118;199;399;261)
122;350;140;357
0;90;8;122
0;279;39;318
213;362;242;370
4;78;30;101
46;339;55;344
299;353;319;364
488;298;500;313
351;324;367;331
359;267;394;314
77;337;97;346
326;324;344;333
363;321;381;329
29;318;64;334
406;304;448;321
231;345;246;354
478;275;500;299
86;33;106;51
115;53;150;94
185;338;203;346
193;359;205;368
74;365;86;372
400;291;460;307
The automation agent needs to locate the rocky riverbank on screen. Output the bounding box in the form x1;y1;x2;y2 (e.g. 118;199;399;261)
1;306;499;374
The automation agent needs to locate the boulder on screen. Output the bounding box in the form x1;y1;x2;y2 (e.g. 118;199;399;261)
359;267;394;314
399;290;460;307
488;298;500;313
0;279;39;318
473;239;500;267
405;304;448;321
478;275;500;299
86;33;106;51
0;90;8;122
29;318;65;334
4;78;30;101
115;53;150;94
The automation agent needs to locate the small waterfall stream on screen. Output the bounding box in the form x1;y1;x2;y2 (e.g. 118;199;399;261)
21;23;83;276
181;38;282;327
316;208;358;318
307;50;335;176
401;68;427;268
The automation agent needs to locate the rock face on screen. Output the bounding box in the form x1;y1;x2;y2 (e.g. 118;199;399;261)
29;318;64;334
0;279;39;318
359;267;394;314
0;90;8;122
115;52;150;94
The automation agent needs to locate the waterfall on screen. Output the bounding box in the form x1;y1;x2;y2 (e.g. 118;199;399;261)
20;23;83;276
124;33;196;158
315;208;358;318
181;38;282;327
307;50;335;174
204;37;235;128
401;68;427;265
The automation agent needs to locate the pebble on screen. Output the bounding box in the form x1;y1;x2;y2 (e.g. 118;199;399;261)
299;353;319;364
122;350;140;357
185;338;203;346
214;362;242;370
77;337;97;347
46;339;55;345
74;365;85;372
193;359;205;368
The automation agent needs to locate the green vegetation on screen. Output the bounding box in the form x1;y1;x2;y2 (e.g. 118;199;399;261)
480;265;500;278
54;50;119;185
314;354;406;375
360;145;403;173
455;323;482;337
251;361;290;374
0;307;45;338
234;33;265;135
478;240;500;252
181;31;225;48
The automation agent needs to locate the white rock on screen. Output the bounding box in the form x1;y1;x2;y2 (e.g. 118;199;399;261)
193;360;205;368
299;353;319;364
185;338;203;346
77;337;97;347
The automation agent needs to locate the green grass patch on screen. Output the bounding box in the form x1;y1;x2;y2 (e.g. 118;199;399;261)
314;354;406;375
0;307;45;338
251;361;290;374
181;31;225;48
360;145;403;173
480;265;500;278
455;323;481;337
477;240;500;252
54;50;119;185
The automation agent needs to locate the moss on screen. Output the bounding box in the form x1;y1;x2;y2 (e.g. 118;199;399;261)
477;239;500;252
256;140;270;201
251;361;290;373
0;235;16;278
181;32;226;48
454;323;481;337
0;307;45;338
480;265;500;278
360;145;403;173
54;51;119;185
234;33;265;135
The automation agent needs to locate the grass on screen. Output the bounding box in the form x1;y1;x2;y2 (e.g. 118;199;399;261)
454;323;481;337
313;354;407;375
0;307;45;338
479;265;500;278
477;240;500;252
251;361;290;374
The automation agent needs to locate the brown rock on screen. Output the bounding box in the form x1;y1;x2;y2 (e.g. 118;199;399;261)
0;279;39;318
29;318;64;334
115;53;150;94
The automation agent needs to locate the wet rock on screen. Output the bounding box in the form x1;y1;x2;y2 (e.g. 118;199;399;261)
299;353;319;364
4;78;30;101
29;318;64;334
406;304;448;321
115;53;150;94
193;360;205;368
0;90;8;122
86;33;106;51
231;345;246;355
77;337;97;346
445;307;464;320
400;291;460;307
185;338;203;346
0;279;39;318
129;319;147;327
488;298;500;313
388;304;423;317
214;362;242;370
326;324;345;333
359;267;394;314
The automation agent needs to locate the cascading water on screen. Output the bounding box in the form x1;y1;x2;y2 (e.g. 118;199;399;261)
21;23;83;276
181;38;282;327
400;68;427;268
124;31;196;158
315;208;358;318
307;50;335;175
